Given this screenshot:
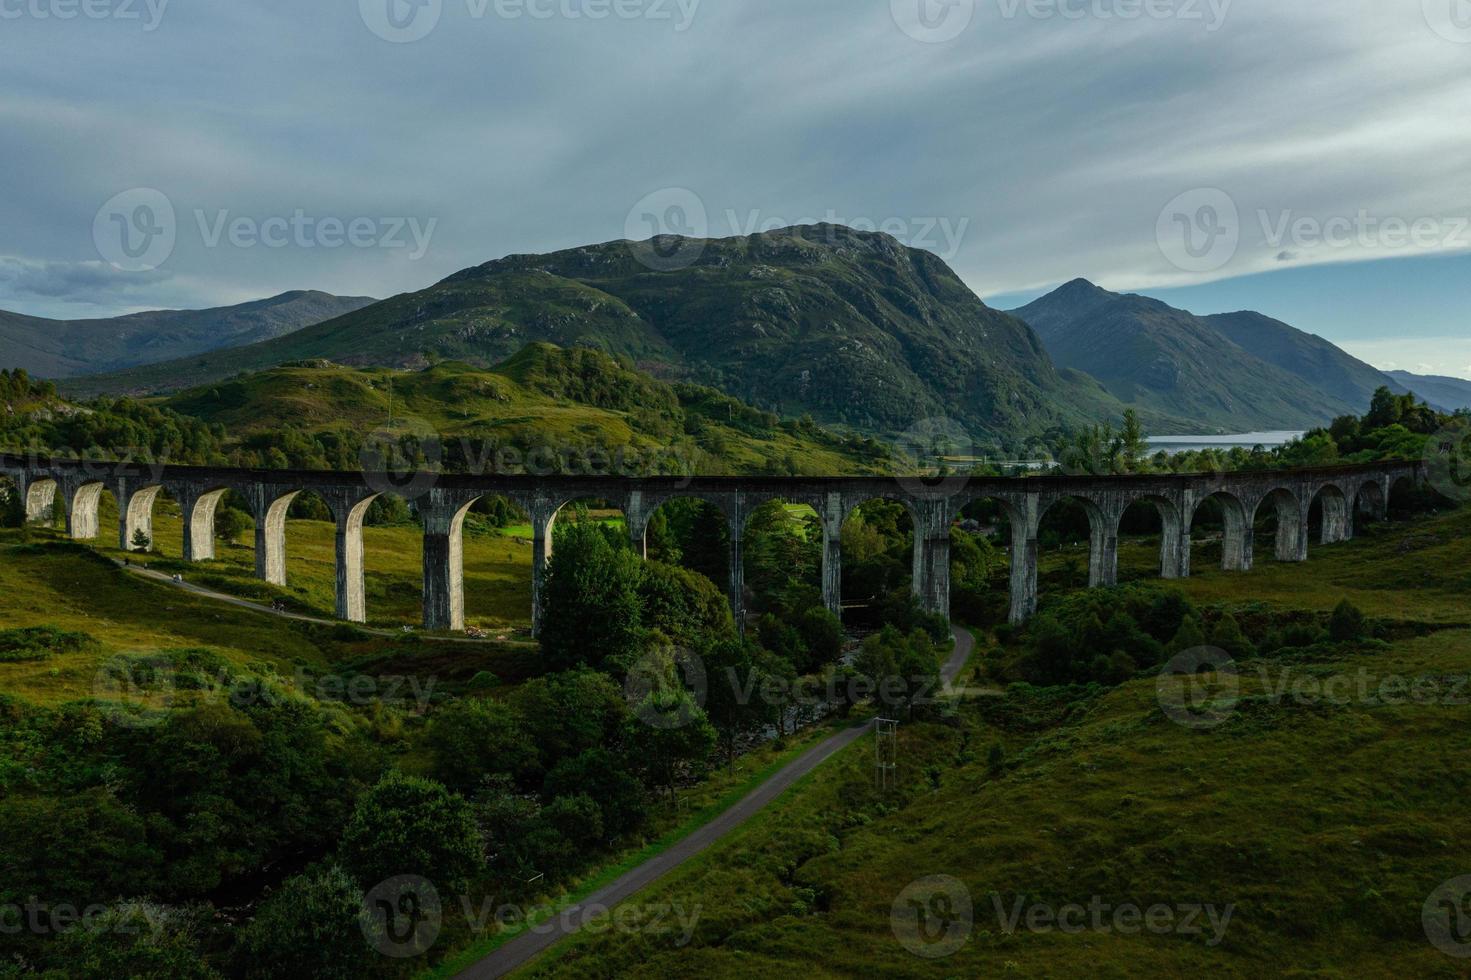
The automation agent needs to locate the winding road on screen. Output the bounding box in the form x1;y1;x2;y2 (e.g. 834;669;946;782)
456;625;976;979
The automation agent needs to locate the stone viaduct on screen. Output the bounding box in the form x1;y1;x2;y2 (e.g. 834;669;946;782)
0;454;1427;635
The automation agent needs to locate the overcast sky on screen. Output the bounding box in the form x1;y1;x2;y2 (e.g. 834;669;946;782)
2;0;1468;375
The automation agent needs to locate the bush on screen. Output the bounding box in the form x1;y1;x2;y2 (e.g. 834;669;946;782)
236;866;372;980
1329;598;1367;643
339;772;485;893
427;697;539;791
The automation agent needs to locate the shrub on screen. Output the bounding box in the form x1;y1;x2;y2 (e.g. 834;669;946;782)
339;772;484;892
1329;598;1367;643
427;698;539;791
236;866;372;980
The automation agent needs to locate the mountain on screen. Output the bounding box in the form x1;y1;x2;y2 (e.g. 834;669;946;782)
1387;370;1471;412
1203;310;1404;410
0;291;376;379
62;226;1141;441
1009;280;1354;432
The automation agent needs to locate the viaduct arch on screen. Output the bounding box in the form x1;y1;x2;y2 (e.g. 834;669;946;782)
0;454;1426;635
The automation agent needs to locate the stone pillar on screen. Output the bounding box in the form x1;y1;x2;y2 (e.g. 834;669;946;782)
820;492;843;621
65;481;103;540
254;490;299;586
1275;494;1309;563
1009;494;1040;625
531;507;555;638
422;496;467;632
910;498;952;620
1160;496;1189;579
333;495;378;624
183;488;229;562
1319;488;1349;545
626;490;648;559
727;493;746;634
25;478;57;525
119;483;162;552
1088;507;1120;588
1222;496;1251;572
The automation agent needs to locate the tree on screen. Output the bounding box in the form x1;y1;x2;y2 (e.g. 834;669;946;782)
427;697;540;792
339;772;484;892
130;528;152;552
1365;386;1403;430
215;505;255;542
1209;613;1255;660
48;902;218;979
698;635;779;762
543;748;647;839
854;627;941;718
622;691;716;801
538;520;644;673
1169;614;1208;654
795;606;844;673
1329;598;1366;643
236;866;372;980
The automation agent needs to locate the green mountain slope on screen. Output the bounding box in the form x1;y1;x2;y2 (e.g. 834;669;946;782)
0;290;375;379
66;226;1138;441
1011;280;1353;432
160;343;894;475
1205;309;1404;410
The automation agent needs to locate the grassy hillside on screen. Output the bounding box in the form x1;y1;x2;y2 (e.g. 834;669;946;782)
159;343;894;475
65;226;1134;442
531;507;1471;977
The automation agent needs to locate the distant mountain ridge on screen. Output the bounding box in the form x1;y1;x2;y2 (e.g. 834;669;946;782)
1387;370;1471;412
62;225;1148;441
0;291;376;378
1009;279;1353;432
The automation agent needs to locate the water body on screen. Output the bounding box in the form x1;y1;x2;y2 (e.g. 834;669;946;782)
1148;431;1305;454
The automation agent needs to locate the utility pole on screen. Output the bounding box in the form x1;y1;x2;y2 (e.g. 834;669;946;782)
875;718;898;793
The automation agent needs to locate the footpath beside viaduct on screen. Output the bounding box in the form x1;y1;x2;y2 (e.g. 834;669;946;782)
0;454;1427;635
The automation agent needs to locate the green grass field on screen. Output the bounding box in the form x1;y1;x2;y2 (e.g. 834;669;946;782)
525;506;1471;978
